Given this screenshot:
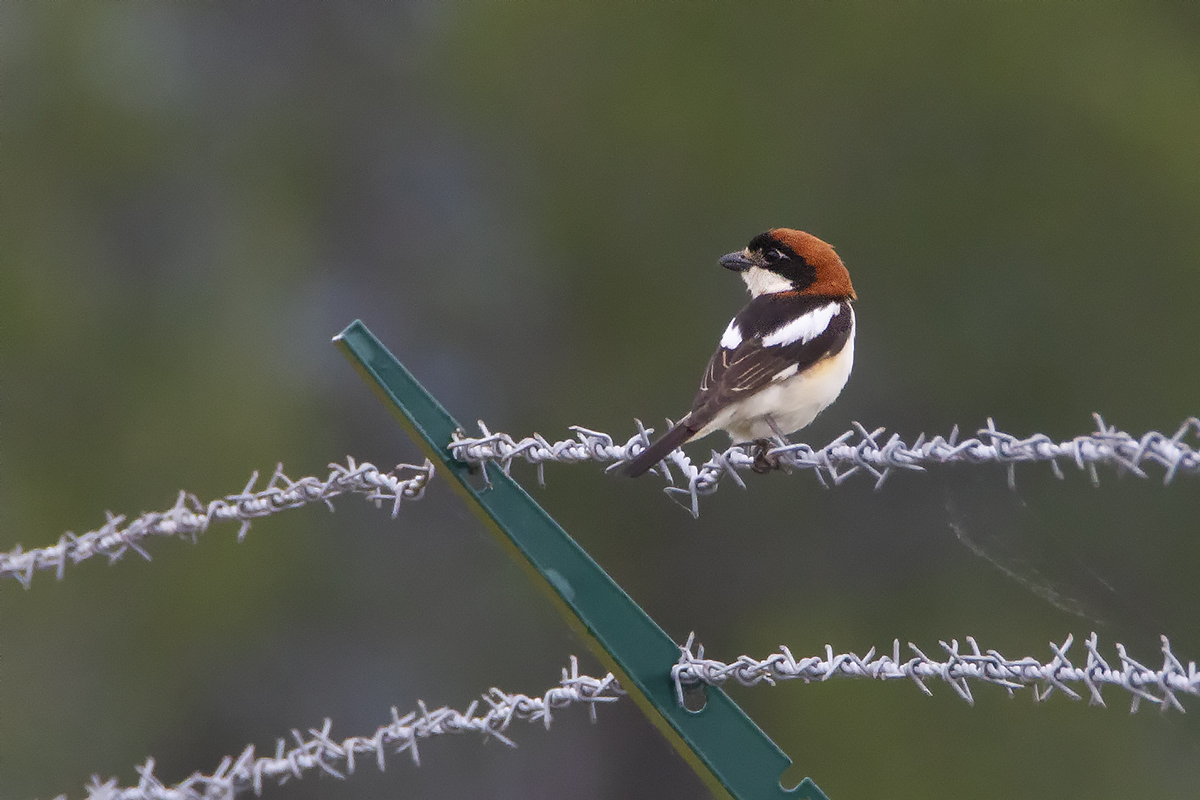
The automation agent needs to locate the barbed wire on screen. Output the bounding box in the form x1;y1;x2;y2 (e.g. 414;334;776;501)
11;416;1194;583
673;632;1199;713
61;631;1196;799
67;657;622;800
1;459;434;588
450;415;1200;516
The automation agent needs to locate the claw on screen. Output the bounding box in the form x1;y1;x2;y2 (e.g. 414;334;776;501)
751;439;781;474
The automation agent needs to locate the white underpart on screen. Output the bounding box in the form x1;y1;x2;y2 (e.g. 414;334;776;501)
761;302;841;347
719;319;742;349
741;264;793;297
696;308;856;443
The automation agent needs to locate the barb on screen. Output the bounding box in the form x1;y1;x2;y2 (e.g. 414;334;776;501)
673;632;1199;713
70;658;621;800
1;459;434;588
450;415;1200;516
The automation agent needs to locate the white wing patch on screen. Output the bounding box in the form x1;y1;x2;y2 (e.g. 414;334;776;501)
761;302;840;347
719;319;742;349
772;364;798;382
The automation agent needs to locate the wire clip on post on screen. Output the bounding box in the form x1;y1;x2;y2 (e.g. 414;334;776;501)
334;319;829;800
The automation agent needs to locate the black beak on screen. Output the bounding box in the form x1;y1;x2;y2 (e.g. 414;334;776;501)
720;250;756;272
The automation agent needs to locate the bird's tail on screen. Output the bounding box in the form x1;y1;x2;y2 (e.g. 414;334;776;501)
623;416;700;477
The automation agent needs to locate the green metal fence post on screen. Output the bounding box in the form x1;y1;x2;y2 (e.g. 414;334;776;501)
335;319;829;800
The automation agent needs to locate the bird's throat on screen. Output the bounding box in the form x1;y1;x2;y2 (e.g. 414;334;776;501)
741;266;794;297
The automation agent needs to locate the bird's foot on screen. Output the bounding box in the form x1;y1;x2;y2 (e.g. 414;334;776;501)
751;439;782;474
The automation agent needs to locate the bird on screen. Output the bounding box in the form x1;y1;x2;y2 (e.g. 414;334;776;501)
624;228;857;477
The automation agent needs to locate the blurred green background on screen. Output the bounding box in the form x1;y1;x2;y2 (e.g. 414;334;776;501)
3;3;1199;798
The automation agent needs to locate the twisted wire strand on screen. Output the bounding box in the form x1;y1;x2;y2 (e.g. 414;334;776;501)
10;416;1193;582
61;632;1196;799
450;415;1200;516
68;657;622;800
1;459;434;588
672;632;1199;713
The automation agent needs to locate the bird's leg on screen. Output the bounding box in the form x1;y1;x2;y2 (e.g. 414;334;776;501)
765;415;791;445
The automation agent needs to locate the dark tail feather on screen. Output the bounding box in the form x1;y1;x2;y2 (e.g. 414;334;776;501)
624;417;698;477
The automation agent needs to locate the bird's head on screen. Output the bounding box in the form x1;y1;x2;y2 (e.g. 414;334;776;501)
720;228;856;300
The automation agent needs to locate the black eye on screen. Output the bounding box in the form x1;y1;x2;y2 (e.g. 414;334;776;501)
764;247;786;263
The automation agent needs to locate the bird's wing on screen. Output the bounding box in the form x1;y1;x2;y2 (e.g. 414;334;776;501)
624;297;853;478
691;299;853;421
